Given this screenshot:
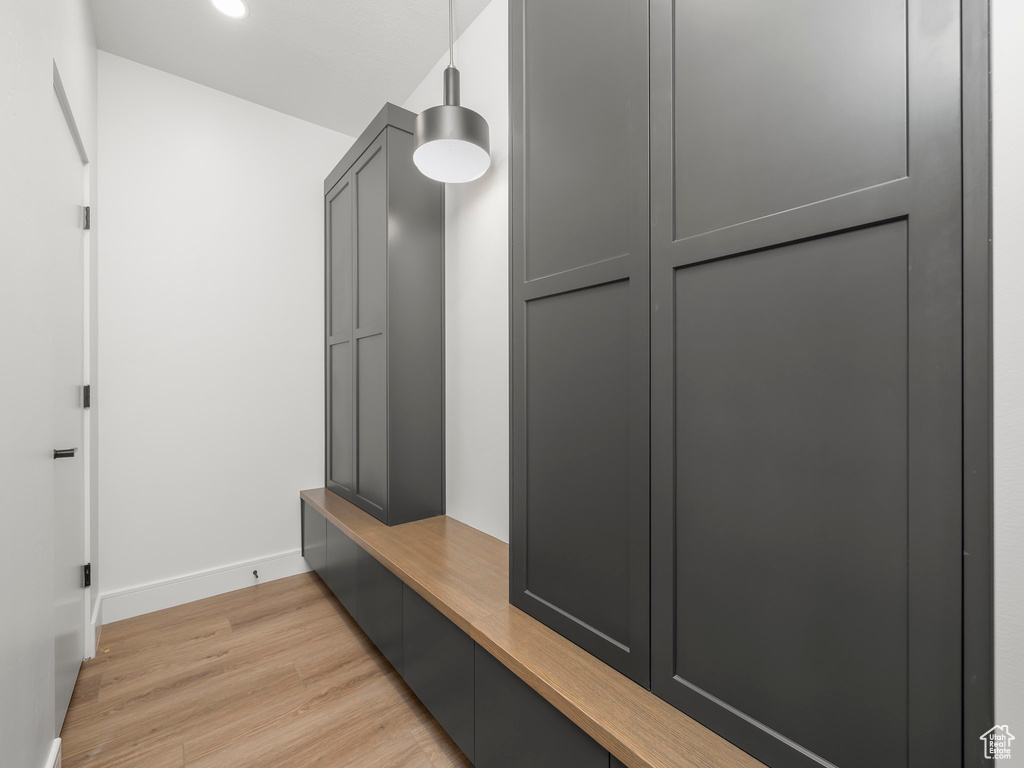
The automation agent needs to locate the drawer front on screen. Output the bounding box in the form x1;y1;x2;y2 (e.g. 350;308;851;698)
355;548;403;673
403;586;475;762
301;502;327;578
475;645;608;768
325;523;358;616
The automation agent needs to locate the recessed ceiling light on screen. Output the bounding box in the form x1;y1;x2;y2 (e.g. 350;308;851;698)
211;0;248;19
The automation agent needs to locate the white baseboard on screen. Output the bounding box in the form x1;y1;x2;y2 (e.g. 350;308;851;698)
44;738;61;768
100;549;311;624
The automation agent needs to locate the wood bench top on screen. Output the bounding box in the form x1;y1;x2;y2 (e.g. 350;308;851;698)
300;487;764;768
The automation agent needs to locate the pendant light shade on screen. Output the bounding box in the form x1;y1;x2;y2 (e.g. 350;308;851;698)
414;67;490;183
413;0;491;183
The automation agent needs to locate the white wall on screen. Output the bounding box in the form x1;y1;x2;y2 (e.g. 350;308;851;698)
97;53;353;620
993;0;1024;746
1;1;97;764
404;0;510;542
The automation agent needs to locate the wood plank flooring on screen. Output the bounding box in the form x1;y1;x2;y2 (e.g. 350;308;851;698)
60;572;471;768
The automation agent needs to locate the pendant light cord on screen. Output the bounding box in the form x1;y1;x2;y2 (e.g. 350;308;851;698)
448;0;454;66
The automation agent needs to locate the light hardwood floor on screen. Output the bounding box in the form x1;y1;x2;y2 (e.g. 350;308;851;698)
60;572;472;768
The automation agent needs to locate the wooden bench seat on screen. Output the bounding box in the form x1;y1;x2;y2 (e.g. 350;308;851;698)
300;488;763;768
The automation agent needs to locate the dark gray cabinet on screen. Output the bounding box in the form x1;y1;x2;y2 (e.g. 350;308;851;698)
648;1;964;767
402;587;475;762
325;523;358;616
508;1;974;766
324;104;444;526
475;646;609;768
509;0;650;686
356;548;403;673
301;502;327;578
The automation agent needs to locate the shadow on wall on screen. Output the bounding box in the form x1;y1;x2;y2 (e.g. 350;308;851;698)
404;0;510;543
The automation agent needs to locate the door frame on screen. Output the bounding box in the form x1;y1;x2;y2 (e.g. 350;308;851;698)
961;1;994;765
52;61;93;661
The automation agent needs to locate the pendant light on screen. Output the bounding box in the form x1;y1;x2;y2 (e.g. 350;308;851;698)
413;0;491;183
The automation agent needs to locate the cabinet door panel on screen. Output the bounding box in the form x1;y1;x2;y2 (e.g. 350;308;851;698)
355;333;386;519
670;0;906;239
328;178;353;337
329;342;354;493
355;143;386;333
522;282;631;647
650;1;963;766
670;223;909;767
474;646;608;768
520;0;633;281
510;0;650;686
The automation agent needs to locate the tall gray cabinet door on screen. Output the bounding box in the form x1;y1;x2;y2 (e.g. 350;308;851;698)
649;2;963;768
510;0;650;685
353;137;388;522
326;172;355;501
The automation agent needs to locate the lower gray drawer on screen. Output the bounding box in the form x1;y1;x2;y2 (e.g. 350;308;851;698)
325;523;358;616
475;645;609;768
403;586;475;762
301;502;327;578
355;548;403;674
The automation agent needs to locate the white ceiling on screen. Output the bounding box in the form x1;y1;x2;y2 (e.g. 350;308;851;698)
90;0;493;137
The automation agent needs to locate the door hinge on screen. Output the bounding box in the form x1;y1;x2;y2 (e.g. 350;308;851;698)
82;563;91;588
82;206;91;230
83;384;91;408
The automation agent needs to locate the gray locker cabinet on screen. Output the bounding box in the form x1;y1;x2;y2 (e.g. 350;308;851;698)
325;522;358;616
509;0;651;686
402;586;475;762
324;103;444;526
474;645;609;768
649;1;964;767
355;548;403;674
301;502;327;579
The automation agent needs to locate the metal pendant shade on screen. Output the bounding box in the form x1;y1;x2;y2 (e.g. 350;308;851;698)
413;0;491;183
